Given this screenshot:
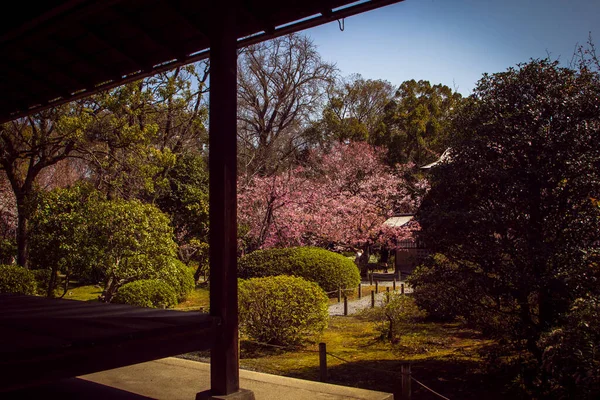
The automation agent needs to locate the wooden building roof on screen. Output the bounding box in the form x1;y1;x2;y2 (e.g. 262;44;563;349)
0;0;404;123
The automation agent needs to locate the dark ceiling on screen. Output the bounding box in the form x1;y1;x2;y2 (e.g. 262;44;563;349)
0;0;403;123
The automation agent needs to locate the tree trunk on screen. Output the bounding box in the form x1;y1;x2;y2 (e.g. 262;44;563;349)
101;274;119;303
16;204;29;268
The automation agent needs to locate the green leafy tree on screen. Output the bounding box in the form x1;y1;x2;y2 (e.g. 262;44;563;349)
375;79;463;166
86;199;182;303
412;60;600;379
153;153;209;268
29;184;102;297
0;105;92;268
83;63;208;200
307;74;395;145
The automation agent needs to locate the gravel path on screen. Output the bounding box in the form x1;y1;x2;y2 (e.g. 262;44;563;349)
328;282;413;316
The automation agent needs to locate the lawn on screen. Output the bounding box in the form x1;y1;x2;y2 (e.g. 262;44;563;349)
182;316;525;400
63;284;210;311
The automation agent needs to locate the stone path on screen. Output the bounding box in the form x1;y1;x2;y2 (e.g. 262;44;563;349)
328;282;413;316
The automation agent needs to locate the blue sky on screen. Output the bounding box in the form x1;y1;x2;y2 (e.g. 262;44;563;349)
305;0;600;95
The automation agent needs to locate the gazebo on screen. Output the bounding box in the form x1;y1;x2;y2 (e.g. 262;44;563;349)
0;1;404;398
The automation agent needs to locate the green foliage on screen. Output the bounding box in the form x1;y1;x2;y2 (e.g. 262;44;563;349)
374;79;463;166
30;269;53;296
113;279;178;309
360;293;426;342
0;264;37;295
161;259;195;301
238;275;329;346
414;59;600;389
86;199;181;302
238;247;361;293
0;238;15;265
29;184;103;295
540;297;600;398
153;153;209;265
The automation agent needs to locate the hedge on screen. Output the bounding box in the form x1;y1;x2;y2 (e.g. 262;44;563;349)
0;265;37;295
239;275;329;346
113;279;178;308
238;247;360;293
161;259;195;301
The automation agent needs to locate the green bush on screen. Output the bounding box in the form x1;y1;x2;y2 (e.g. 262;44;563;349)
540;297;600;398
31;269;53;296
0;265;37;295
238;247;360;293
239;275;329;346
113;279;178;308
161;259;195;301
360;292;426;342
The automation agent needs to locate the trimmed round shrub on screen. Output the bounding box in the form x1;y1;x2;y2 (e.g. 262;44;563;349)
0;265;37;295
239;275;329;346
161;259;195;301
113;279;178;308
31;269;53;295
238;247;360;293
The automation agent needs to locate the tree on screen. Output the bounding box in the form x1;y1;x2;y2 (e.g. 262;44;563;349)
0;172;16;264
375;79;463;166
86;199;182;303
412;60;600;377
0;105;91;268
153;153;209;270
238;142;424;264
29;184;102;297
82;63;209;200
237;34;336;179
306;74;395;145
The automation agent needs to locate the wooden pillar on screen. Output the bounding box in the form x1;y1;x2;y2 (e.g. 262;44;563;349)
207;4;241;397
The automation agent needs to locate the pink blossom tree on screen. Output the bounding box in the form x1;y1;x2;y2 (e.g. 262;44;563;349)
238;142;426;265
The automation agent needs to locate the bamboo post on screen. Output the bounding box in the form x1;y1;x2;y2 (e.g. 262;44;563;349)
371;290;375;308
319;343;327;382
343;295;348;316
401;364;411;399
337;287;341;303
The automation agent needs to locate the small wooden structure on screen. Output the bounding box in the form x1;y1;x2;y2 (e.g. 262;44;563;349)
383;214;428;277
0;1;405;398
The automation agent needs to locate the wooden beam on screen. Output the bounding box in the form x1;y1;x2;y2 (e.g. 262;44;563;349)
207;3;244;399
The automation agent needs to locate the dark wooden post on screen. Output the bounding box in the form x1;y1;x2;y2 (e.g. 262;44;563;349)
343;295;348;316
371;290;375;308
401;364;411;399
369;272;373;285
319;343;327;382
401;283;405;295
386;286;390;294
206;4;247;398
393;278;396;291
375;280;379;294
358;284;362;299
337;287;342;303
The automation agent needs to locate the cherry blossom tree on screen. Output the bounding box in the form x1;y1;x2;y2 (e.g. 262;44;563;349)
238;142;426;264
0;172;17;263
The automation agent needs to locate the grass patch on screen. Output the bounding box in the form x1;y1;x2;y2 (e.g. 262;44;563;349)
63;284;102;301
175;286;210;311
228;316;524;399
